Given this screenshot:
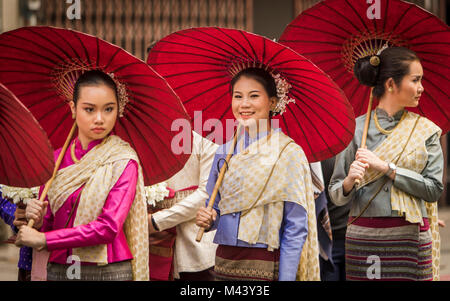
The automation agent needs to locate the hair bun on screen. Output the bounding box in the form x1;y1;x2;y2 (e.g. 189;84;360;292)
353;55;380;87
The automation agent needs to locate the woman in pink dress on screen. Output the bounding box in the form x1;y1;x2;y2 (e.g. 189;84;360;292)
15;70;149;281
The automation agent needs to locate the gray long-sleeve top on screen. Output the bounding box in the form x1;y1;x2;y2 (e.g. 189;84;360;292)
328;108;444;218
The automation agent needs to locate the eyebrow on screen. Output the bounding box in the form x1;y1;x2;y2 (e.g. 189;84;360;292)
80;102;117;106
233;90;261;93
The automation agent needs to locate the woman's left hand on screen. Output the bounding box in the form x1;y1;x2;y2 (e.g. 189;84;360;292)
15;226;47;250
355;148;388;174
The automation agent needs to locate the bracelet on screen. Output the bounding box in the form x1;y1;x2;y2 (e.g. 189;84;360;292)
385;162;397;177
151;216;160;231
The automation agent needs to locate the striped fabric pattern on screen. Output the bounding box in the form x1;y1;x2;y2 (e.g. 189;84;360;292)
345;218;433;281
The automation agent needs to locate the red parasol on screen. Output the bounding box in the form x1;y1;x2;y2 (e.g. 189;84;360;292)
0;83;54;187
280;0;450;133
0;26;192;186
147;27;355;162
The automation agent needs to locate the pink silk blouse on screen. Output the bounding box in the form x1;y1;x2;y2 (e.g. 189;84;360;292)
40;137;137;265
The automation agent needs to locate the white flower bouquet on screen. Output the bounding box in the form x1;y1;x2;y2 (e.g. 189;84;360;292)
144;182;170;208
0;184;39;205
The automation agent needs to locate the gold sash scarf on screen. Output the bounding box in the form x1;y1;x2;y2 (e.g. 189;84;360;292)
218;131;320;281
357;111;442;280
47;135;149;281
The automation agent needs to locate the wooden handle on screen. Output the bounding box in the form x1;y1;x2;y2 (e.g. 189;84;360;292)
27;122;77;228
196;124;242;242
355;88;374;186
27;219;35;228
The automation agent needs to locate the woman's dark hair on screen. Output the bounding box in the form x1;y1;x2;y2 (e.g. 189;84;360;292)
353;47;420;99
72;70;119;105
230;67;278;117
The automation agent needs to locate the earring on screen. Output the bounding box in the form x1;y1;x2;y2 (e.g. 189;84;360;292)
72;113;76;119
388;87;393;92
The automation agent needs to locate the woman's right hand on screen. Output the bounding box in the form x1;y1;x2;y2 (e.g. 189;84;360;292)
343;160;369;194
25;198;48;229
196;207;217;230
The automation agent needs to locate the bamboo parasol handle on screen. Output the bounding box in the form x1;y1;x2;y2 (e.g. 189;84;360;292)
355;88;374;186
27;122;77;228
196;124;242;242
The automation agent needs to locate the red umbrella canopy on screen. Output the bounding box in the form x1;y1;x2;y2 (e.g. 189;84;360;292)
0;83;54;187
0;26;192;186
280;0;450;133
148;27;355;162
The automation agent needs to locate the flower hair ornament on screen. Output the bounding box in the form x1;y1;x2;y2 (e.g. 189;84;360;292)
271;73;296;115
369;43;389;67
107;72;130;117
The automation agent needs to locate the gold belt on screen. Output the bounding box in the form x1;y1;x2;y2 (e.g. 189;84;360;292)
149;245;173;258
153;188;197;209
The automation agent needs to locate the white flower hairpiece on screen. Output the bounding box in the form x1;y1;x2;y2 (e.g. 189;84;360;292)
144;182;170;207
377;43;389;55
0;185;39;205
271;73;296;115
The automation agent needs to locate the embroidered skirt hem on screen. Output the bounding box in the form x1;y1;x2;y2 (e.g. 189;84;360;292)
47;260;133;281
213;245;280;281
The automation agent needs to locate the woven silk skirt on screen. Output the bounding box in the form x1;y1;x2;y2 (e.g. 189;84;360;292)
148;228;176;281
213;245;280;281
47;260;133;281
345;217;432;281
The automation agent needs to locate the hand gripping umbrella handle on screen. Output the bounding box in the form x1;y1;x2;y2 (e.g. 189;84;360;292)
355;88;374;186
27;122;77;228
196;124;242;242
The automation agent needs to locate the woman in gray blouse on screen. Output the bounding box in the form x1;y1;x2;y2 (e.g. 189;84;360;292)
328;47;444;281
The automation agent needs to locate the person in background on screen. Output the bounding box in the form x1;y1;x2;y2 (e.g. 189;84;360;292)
319;157;351;281
147;130;219;281
0;188;32;281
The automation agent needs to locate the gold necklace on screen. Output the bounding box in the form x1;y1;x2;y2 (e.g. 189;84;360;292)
70;137;109;164
70;140;80;164
373;110;407;135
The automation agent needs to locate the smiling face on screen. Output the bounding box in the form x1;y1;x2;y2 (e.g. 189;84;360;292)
391;60;424;108
70;84;118;148
231;75;276;131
